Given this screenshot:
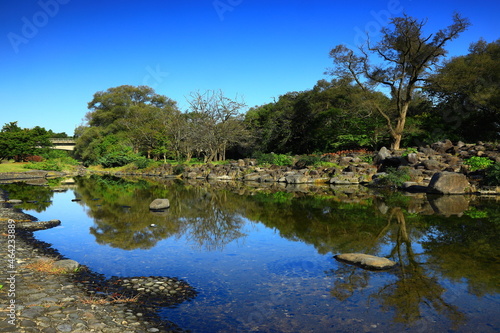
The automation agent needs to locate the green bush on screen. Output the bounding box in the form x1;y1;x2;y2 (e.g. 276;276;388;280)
483;163;500;186
134;157;153;169
377;167;411;188
402;147;418;157
464;156;493;171
25;160;62;171
98;151;138;168
24;156;79;172
255;153;293;166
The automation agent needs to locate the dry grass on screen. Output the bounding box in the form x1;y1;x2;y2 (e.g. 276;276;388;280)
80;293;142;305
24;258;68;275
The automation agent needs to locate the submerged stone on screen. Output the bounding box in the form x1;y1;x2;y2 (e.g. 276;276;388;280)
334;253;396;270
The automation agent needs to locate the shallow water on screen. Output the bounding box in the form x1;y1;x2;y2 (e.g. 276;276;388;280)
7;175;500;332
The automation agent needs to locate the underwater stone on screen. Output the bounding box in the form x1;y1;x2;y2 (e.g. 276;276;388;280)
334;253;396;270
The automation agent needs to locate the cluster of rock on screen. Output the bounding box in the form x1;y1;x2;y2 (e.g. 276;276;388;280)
113;140;500;195
117;156;377;185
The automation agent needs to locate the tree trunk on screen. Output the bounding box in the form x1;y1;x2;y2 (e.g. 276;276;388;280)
390;103;409;150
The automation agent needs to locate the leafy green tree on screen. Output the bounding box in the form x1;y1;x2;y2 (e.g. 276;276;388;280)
0;122;52;161
75;85;179;165
328;14;470;150
245;79;389;155
426;39;500;141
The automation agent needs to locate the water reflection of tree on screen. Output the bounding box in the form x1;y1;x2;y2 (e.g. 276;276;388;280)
75;176;247;251
0;182;55;212
329;207;465;328
420;202;500;296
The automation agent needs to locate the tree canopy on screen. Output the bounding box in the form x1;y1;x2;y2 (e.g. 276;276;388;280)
426;39;500;141
0;122;53;162
328;13;470;150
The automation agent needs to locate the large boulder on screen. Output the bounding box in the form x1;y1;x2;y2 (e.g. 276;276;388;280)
427;172;473;194
431;139;454;154
374;147;391;164
334;253;396;270
149;199;170;210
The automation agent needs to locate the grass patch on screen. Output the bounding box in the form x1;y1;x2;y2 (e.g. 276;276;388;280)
0;161;29;173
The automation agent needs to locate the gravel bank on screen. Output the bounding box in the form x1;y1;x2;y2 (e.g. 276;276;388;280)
0;190;194;333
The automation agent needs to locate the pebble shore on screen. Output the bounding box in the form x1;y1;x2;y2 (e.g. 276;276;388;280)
0;191;193;333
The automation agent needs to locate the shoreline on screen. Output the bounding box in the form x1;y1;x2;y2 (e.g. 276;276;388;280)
0;190;189;333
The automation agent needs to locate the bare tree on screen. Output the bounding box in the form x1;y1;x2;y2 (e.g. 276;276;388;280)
328;14;470;149
186;90;249;162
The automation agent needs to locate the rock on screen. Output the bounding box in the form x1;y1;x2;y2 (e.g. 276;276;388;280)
427;172;473;194
406;153;418;164
186;172;198;179
374;147;391;164
53;259;80;272
334;253;397;270
243;173;262;182
149;199;170;210
330;173;360;185
422;159;441;171
431;139;453;153
285;175;310;184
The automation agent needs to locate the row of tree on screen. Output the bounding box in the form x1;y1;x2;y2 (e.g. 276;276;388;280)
74;87;250;165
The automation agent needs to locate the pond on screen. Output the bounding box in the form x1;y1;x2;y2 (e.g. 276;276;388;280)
4;175;500;332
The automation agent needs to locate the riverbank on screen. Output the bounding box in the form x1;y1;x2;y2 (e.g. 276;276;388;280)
0;191;190;333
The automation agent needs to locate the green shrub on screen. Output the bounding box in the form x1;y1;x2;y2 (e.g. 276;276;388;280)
377;167;411;188
255;153;293;166
483;163;500;186
402;147;418;157
464;156;493;171
24;157;79;172
98;151;138;168
134;157;153;169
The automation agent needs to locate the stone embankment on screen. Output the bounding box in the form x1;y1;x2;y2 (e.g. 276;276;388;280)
0;191;194;333
110;140;500;195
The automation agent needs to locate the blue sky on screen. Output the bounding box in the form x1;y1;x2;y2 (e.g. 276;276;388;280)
1;0;498;135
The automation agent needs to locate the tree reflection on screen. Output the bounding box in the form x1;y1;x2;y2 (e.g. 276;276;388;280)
70;176;497;330
329;206;465;328
75;176;247;251
0;182;55;212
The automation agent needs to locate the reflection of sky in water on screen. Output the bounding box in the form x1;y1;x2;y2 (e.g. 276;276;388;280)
27;188;500;333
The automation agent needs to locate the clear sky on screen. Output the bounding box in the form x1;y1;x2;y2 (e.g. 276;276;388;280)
1;0;498;135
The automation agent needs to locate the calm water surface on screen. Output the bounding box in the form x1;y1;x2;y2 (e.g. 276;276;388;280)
7;175;499;332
